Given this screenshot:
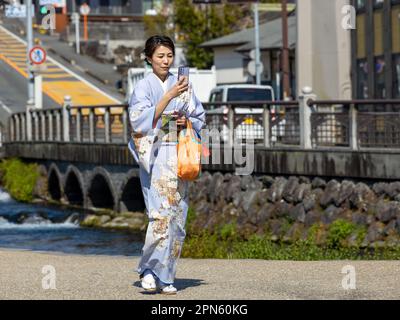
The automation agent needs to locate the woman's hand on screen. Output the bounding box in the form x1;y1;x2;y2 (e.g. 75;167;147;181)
166;77;189;99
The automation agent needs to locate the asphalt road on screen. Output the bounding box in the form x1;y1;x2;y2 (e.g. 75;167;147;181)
0;249;399;300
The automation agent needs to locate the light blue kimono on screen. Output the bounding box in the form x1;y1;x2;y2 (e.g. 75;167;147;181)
127;72;205;284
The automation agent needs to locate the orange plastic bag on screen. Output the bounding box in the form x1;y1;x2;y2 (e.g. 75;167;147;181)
177;120;202;181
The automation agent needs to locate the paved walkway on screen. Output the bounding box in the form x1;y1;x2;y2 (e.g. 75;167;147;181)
0;249;399;300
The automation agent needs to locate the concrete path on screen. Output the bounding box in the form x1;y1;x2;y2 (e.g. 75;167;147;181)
0;249;399;300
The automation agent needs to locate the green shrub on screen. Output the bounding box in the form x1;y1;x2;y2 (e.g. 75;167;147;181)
0;158;39;202
326;219;356;248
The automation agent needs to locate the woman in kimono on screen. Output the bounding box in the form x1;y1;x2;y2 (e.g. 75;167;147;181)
127;35;205;294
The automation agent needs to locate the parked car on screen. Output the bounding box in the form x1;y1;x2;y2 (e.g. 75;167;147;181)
206;84;281;142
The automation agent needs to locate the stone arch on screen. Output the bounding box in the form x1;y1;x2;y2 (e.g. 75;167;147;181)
87;167;117;211
47;163;63;201
119;169;146;212
64;165;85;207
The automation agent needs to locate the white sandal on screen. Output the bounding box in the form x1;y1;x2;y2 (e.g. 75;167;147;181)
141;274;156;292
160;284;177;295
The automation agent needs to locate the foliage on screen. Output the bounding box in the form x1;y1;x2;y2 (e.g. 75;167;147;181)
326;219;357;249
181;229;400;260
0;158;39;202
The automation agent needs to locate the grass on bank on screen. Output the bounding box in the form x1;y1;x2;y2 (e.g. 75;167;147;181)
0;158;39;202
182;215;400;260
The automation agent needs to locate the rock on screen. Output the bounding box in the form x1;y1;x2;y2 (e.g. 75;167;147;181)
99;215;111;225
240;190;260;213
282;177;299;203
303;189;323;212
351;212;367;226
394;194;400;202
383;219;397;236
261;175;275;189
304;210;321;227
268;219;284;237
349;182;376;210
240;175;255;191
81;214;101;227
312;177;326;189
266;177;287;202
284;222;305;241
396;217;400;234
319;180;340;208
335;180;355;207
257;190;269;206
232;191;242;208
207;172;224;203
256;203;274;224
224;175;242;202
293;183;312;204
372;182;389;197
223;173;232;181
386;182;400;199
273;201;292;218
289;203;306;223
321;205;341;224
299;176;311;184
376;201;400;223
366;222;385;243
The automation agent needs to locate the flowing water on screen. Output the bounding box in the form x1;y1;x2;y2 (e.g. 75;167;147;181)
0;187;144;256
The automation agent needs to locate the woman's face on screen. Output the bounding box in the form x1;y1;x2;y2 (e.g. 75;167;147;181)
148;45;174;80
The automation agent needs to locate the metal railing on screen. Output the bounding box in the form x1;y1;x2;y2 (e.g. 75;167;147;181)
6;94;400;151
307;99;400;149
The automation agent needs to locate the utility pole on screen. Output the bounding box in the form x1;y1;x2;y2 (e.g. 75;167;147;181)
281;0;291;99
254;1;261;85
26;0;34;102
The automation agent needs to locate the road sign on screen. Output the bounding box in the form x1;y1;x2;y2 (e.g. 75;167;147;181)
80;3;90;15
29;46;47;65
5;4;35;18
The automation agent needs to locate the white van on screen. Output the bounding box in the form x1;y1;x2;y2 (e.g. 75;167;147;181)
206;84;276;141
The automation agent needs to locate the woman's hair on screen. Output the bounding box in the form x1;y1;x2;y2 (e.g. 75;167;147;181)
144;35;175;65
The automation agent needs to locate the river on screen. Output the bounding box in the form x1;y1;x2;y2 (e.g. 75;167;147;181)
0;188;144;256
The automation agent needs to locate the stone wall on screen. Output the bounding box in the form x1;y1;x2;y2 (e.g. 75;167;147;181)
188;172;400;248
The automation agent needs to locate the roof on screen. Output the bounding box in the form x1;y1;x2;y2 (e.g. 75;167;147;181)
201;15;296;52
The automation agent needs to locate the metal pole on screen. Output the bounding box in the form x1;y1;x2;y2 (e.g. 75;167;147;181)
26;0;34;103
254;2;261;85
282;0;291;99
73;13;80;54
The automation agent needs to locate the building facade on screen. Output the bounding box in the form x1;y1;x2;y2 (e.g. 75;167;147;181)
352;0;400;99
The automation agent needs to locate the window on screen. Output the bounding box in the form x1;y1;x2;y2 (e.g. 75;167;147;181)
356;0;366;11
394;55;400;98
374;56;386;98
227;88;273;102
373;0;384;8
357;59;369;99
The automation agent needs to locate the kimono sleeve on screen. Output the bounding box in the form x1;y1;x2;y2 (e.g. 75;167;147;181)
184;84;206;137
128;80;156;134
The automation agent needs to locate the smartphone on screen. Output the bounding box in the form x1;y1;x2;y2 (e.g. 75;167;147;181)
178;66;189;83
